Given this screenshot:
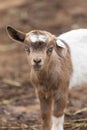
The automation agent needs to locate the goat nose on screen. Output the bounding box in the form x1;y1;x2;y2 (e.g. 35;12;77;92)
33;59;41;64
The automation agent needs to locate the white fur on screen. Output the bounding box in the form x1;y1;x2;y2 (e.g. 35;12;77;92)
39;34;47;42
29;34;38;43
56;39;65;48
51;115;64;130
58;29;87;88
29;34;47;43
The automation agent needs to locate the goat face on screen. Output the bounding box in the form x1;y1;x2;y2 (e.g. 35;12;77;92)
24;31;55;71
6;26;67;71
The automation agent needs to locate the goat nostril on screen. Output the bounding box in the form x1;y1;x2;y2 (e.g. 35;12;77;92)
33;59;41;64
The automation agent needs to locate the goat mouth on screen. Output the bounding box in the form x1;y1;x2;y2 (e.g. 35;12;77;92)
33;65;42;71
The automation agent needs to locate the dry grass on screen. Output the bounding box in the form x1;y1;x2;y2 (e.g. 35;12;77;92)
65;108;87;129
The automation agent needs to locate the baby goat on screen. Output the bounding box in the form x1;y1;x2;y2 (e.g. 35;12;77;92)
7;26;87;130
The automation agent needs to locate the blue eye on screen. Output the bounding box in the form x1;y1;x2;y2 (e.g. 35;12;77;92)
25;46;30;52
47;47;53;52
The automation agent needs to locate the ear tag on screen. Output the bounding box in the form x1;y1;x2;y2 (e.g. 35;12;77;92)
56;39;65;48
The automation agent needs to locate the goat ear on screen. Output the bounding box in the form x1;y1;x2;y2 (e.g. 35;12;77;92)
55;39;67;57
6;26;26;43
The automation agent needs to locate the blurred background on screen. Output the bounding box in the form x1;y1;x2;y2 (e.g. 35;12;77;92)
0;0;87;129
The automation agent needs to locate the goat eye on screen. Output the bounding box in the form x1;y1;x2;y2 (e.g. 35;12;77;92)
47;47;53;52
25;46;30;52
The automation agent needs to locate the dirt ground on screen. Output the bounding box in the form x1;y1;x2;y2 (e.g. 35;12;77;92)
0;0;87;130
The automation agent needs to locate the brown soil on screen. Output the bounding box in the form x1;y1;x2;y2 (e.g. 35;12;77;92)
0;0;87;130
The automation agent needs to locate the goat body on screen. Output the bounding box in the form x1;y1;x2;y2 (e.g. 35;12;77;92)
59;29;87;88
7;26;87;130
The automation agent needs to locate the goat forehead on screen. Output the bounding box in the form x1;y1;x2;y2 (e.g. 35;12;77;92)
28;33;48;43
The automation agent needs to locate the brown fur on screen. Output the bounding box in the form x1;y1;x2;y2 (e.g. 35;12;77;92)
7;26;73;130
25;32;72;130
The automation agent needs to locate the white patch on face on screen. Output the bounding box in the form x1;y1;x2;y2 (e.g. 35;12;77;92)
51;115;64;130
29;34;47;43
29;34;38;43
39;34;47;42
